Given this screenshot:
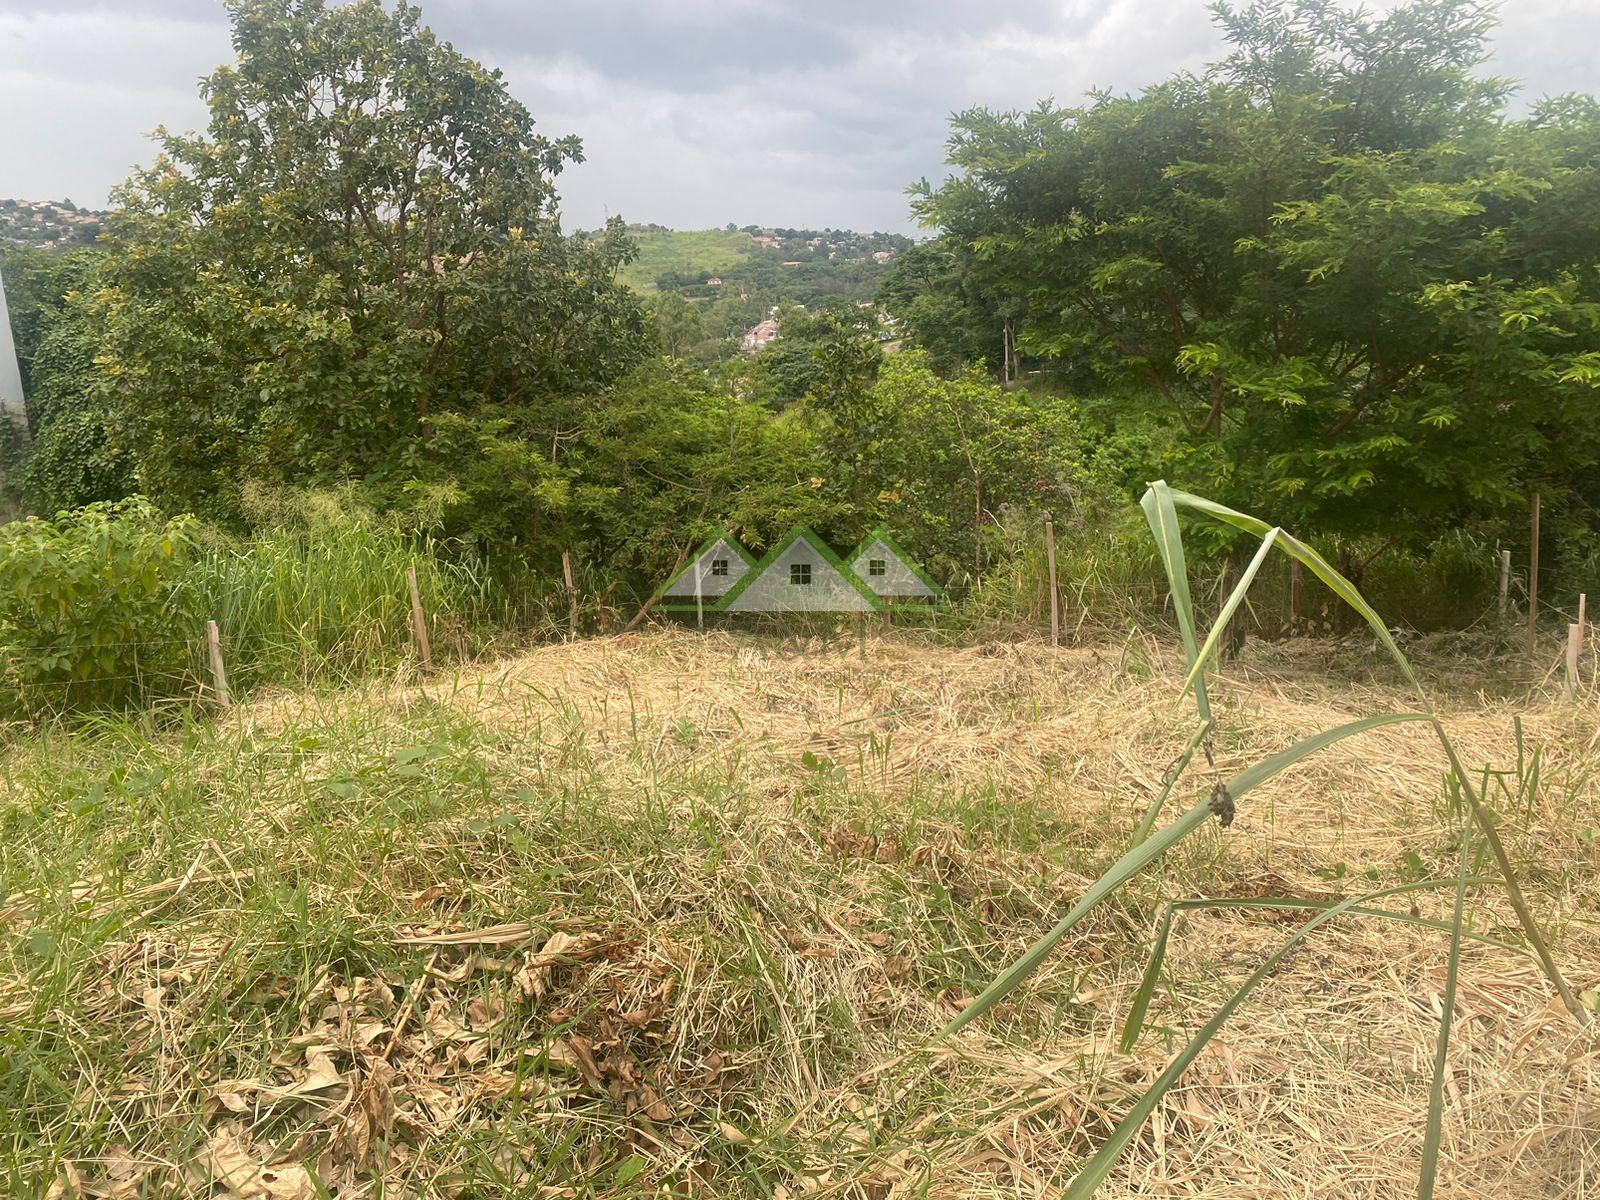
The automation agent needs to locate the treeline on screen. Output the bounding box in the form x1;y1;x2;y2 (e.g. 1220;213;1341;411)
2;0;1597;656
879;0;1600;608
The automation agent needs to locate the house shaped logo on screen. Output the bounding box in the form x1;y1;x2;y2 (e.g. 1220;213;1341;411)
655;530;757;605
848;527;942;601
718;526;881;613
657;525;940;616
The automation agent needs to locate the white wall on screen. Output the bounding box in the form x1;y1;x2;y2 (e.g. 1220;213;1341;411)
0;264;26;427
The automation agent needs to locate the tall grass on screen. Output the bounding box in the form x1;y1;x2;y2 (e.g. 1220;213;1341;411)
941;481;1587;1197
187;518;494;692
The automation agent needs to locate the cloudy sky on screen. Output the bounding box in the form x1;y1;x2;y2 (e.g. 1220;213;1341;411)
1;0;1595;233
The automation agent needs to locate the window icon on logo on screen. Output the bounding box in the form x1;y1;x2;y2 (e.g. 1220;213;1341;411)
710;558;729;576
789;563;812;586
868;558;886;577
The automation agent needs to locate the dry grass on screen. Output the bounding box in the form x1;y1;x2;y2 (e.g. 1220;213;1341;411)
2;629;1596;1198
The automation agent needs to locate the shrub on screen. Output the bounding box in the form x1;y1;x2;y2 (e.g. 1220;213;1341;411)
0;497;198;714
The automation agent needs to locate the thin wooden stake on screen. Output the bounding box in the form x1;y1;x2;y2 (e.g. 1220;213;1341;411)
694;563;704;629
1579;593;1587;644
1527;492;1541;656
406;564;432;669
1044;517;1060;647
562;550;579;640
1498;549;1511;622
1565;623;1581;700
1288;559;1302;630
206;619;231;709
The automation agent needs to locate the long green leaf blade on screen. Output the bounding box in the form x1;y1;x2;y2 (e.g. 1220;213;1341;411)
1160;487;1420;691
1069;878;1466;1199
1419;819;1474;1199
1127;717;1210;848
940;712;1427;1040
1141;481;1212;722
1180;527;1279;700
1118;880;1521;1053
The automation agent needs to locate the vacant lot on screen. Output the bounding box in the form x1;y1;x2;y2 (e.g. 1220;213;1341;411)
1;631;1596;1198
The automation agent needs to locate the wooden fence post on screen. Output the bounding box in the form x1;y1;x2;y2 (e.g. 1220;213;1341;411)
1527;493;1541;656
1579;593;1588;645
1044;516;1060;647
1498;549;1511;622
1565;623;1581;700
694;562;704;629
406;564;432;669
1289;559;1302;630
562;550;579;640
206;619;231;709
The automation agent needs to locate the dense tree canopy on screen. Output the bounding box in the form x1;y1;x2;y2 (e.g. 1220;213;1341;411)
911;0;1600;549
4;0;1595;622
90;0;647;530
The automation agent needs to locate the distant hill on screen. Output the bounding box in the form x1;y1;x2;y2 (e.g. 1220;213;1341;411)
617;228;756;292
0;199;106;249
611;225;914;296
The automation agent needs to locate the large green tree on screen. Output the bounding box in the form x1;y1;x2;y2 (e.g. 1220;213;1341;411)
913;0;1600;562
91;0;647;532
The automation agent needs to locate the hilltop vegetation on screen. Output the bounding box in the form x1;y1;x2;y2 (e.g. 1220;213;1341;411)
612;227;758;292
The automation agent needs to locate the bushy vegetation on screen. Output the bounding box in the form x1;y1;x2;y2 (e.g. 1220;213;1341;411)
0;491;496;717
0;499;197;714
0;0;1594;691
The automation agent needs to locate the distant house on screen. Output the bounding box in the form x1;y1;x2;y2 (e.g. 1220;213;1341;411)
717;527;882;614
752;235;781;249
741;318;780;352
780;261;804;267
847;529;940;601
872;250;894;264
705;277;723;287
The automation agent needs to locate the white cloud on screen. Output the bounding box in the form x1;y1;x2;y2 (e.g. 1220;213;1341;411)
0;0;1593;230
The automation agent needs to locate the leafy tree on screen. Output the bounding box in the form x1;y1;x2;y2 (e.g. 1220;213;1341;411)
0;247;132;514
754;303;880;408
875;238;1002;375
568;359;834;580
912;0;1600;574
644;291;707;359
90;0;647;533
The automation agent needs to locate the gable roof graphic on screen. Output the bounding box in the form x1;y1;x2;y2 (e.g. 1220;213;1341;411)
848;528;941;600
656;530;756;606
715;525;883;613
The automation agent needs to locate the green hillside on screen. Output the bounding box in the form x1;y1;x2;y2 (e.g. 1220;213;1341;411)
616;228;755;291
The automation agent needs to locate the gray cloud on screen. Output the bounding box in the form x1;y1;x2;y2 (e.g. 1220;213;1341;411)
0;0;1594;232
